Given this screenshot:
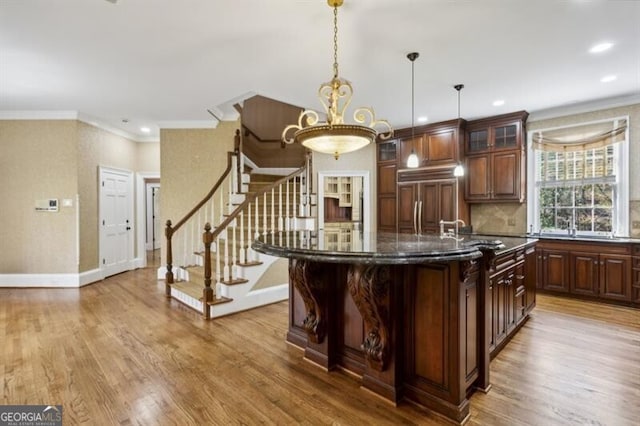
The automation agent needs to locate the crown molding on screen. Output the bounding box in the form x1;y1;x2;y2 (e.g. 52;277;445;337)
77;113;159;143
0;110;79;120
157;120;220;129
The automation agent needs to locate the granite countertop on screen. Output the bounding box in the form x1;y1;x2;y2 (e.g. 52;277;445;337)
462;231;640;245
252;231;536;265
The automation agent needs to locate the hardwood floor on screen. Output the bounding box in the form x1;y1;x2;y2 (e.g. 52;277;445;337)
1;254;639;425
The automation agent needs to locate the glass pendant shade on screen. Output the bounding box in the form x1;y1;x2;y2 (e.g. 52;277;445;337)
281;0;392;160
407;150;419;168
454;164;465;177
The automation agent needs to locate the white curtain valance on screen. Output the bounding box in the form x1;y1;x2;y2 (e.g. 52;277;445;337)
532;118;627;152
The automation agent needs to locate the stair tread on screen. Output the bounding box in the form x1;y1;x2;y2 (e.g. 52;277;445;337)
170;281;233;306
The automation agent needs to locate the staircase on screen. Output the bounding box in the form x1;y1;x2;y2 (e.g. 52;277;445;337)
163;135;315;318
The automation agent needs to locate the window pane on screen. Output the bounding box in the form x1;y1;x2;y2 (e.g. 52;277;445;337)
575;185;593;207
576;208;593;231
594;208;612;232
556;187;573;207
540;188;556;207
594;183;612;207
556;208;572;230
540;208;555;229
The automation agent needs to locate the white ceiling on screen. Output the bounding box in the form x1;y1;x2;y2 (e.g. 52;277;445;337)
1;0;639;141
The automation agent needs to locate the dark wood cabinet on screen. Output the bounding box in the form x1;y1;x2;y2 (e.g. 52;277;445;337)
541;249;570;292
633;245;640;304
377;141;398;232
485;241;537;358
570;252;599;296
376;119;468;233
398;179;456;234
398;119;463;169
599;254;632;302
464;111;528;203
537;239;636;305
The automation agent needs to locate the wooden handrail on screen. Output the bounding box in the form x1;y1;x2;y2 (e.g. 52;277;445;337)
168;151;235;238
209;163;307;242
165;149;236;285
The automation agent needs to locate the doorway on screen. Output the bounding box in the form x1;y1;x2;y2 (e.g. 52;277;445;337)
146;183;161;251
317;171;370;232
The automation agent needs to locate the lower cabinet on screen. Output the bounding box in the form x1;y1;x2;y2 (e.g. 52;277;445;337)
633;245;640;304
487;242;535;357
537;240;635;305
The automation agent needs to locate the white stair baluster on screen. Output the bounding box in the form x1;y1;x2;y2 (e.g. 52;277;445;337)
263;192;267;236
278;184;283;231
223;229;230;282
271;188;275;234
286;179;290;231
239;207;246;264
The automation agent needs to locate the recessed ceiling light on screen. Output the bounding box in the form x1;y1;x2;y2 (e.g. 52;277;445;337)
417;116;428;123
492;100;505;107
589;42;614;53
140;126;151;133
600;74;617;83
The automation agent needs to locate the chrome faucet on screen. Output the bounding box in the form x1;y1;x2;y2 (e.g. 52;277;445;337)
440;219;466;238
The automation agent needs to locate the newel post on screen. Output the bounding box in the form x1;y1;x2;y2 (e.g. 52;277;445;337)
202;222;214;319
165;220;174;297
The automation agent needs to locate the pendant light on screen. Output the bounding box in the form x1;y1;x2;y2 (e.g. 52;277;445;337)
453;84;465;177
406;52;420;168
281;0;393;160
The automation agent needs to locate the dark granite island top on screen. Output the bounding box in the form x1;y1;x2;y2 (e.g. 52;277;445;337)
253;230;534;264
253;231;537;425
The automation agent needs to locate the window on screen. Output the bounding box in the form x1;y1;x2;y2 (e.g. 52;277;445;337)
528;117;629;237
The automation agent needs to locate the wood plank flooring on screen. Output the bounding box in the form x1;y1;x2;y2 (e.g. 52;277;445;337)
1;254;639;425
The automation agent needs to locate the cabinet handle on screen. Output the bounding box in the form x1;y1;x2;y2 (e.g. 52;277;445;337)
516;275;524;280
413;201;418;234
418;201;423;234
600;261;605;266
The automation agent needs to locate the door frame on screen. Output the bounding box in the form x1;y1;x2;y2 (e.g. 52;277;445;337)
99;166;135;277
145;182;161;251
317;170;371;232
136;172;161;268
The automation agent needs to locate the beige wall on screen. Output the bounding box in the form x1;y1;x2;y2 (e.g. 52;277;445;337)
0;120;79;273
160;121;238;263
77;122;145;271
0;119;161;275
137;142;161;172
471;103;640;237
313;143;377;230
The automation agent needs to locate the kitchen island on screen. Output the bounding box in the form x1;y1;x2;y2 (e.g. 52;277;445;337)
253;231;537;424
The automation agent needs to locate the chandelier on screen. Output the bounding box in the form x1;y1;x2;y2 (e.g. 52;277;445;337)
281;0;393;160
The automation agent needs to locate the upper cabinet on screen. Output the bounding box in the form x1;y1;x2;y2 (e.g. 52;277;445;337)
464;111;528;203
377;139;398;232
398;119;465;169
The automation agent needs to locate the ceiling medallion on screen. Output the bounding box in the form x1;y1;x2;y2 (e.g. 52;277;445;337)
281;0;393;160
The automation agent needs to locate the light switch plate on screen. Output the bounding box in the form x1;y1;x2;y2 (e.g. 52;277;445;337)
62;199;73;207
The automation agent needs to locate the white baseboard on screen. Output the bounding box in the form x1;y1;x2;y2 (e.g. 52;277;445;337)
0;269;103;288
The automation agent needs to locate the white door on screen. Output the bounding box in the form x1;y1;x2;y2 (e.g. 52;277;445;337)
100;167;134;277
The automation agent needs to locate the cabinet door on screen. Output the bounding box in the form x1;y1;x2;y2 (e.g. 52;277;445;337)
542;250;570;292
397;183;417;233
487;277;496;353
505;270;516;334
467;128;490;153
570;252;599;296
513;261;526;324
492;151;520;200
524;247;537;312
599;255;632;302
466;155;490;201
463;280;478;382
493;123;519;150
419;182;438;233
424;129;457;164
378;164;397;196
494;272;508;346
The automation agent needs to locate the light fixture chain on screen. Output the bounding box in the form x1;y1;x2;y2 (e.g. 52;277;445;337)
333;5;339;79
